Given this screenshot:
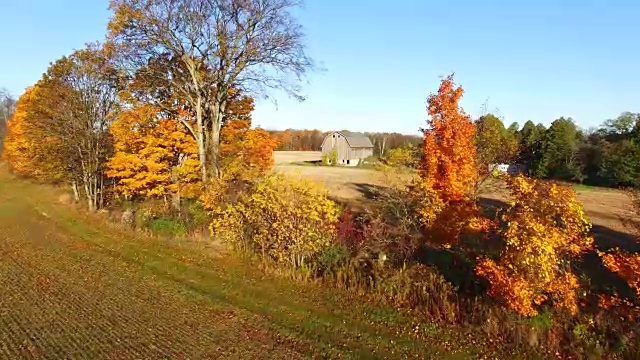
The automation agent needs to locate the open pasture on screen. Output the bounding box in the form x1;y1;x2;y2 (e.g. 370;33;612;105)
274;151;637;245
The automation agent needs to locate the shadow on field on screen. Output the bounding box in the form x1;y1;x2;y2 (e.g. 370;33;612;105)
477;196;640;300
353;183;386;201
477;197;507;219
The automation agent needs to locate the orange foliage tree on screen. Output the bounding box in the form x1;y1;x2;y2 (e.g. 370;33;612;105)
476;175;594;316
2;85;66;181
107;89;277;206
105;104;201;204
417;74;485;246
421;74;477;201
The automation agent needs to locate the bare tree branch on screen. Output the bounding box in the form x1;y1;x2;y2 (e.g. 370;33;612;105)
107;0;313;182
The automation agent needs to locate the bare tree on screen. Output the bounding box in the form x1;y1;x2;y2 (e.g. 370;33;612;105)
0;88;16;151
107;0;313;183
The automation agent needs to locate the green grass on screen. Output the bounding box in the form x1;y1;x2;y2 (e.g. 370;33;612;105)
0;171;497;359
572;183;603;192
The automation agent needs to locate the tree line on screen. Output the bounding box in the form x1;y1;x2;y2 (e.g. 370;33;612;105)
474;112;640;188
1;0;309;211
268;128;421;156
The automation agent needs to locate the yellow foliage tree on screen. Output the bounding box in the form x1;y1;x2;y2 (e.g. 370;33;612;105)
476;175;594;316
220;119;278;183
207;174;340;268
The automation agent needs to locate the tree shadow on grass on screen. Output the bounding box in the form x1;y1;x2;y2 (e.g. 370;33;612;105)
352;182;387;201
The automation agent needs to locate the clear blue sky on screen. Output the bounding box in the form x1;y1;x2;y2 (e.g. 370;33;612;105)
1;1;638;134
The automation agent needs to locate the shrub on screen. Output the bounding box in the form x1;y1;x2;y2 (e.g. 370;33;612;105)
476;175;594;316
316;244;351;277
385;143;418;168
321;148;338;166
377;263;458;323
134;199;169;229
186;200;209;230
146;216;188;237
209;173;341;268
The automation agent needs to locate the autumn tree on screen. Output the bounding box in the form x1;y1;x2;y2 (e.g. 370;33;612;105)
107;0;313;183
2;86;65;180
475;114;519;167
417;74;486;246
476;175;594;316
421;74;477;201
37;46;120;210
4;46;120;210
107;88;276;207
105;104;201;207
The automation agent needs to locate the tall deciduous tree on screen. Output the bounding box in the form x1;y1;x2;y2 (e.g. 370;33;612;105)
420;74;477;202
517;120;545;171
107;0;313;183
23;46;120;210
475;114;519;167
2;86;65;180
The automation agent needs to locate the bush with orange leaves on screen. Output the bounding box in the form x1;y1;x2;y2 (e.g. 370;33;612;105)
476;175;594;316
598;247;640;320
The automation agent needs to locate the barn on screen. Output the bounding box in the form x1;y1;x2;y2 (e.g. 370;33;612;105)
321;131;374;166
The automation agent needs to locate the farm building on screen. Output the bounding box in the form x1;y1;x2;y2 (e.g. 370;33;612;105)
489;163;527;175
321;131;374;166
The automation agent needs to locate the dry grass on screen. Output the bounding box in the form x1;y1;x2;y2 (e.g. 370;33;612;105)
274;151;637;242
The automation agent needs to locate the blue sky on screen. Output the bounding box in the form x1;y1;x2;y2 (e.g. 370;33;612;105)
1;1;638;134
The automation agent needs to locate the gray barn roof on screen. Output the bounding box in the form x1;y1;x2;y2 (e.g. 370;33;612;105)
335;131;374;148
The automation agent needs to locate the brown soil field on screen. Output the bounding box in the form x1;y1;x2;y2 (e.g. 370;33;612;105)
274;151;639;249
0;169;496;359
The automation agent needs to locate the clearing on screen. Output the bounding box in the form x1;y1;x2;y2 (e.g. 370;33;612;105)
274;151;638;248
0;170;498;359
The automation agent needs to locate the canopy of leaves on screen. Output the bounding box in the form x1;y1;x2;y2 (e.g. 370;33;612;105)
476;175;594;316
420;74;477;202
475;114;519;166
2;86;66;180
533;117;581;181
106;105;201;200
107;0;313;181
208;174;340;268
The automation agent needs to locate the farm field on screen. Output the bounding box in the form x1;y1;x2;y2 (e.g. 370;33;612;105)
274;151;637;245
0;170;498;359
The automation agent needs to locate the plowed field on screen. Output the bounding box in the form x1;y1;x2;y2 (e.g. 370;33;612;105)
0;172;490;359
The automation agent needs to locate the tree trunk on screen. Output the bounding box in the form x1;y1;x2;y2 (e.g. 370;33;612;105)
84;180;95;212
72;182;80;202
207;101;226;180
195;96;208;184
210;124;221;179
